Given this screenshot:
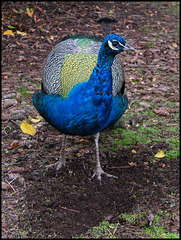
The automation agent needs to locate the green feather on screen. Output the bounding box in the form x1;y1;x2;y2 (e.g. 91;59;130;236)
61;53;97;98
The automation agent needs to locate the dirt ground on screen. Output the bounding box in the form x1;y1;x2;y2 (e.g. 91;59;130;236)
2;1;179;238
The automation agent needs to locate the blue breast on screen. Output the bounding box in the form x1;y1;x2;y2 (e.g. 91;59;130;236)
32;34;128;136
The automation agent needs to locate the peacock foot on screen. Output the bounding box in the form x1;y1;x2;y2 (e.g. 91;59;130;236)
92;166;118;182
46;158;66;171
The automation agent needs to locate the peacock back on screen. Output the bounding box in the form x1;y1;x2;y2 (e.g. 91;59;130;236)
42;35;124;99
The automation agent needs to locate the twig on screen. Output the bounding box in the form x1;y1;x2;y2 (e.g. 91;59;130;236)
59;205;80;213
5;180;16;192
107;166;132;169
113;225;118;235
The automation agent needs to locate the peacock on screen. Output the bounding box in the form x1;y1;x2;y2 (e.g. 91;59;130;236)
32;18;135;181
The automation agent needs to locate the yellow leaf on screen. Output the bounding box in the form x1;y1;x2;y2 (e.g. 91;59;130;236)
131;149;137;154
20;122;36;136
108;10;114;15
29;115;42;123
26;8;34;17
50;36;54;40
155;150;165;158
172;43;178;48
152;77;156;82
16;31;27;37
3;30;14;36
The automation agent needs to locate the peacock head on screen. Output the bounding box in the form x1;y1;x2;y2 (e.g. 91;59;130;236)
104;34;135;54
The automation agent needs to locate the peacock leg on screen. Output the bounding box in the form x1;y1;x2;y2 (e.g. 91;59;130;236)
46;134;67;170
92;132;118;181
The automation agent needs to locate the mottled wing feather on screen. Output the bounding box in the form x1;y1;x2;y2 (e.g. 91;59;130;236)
112;55;125;97
42;39;82;95
42;35;125;98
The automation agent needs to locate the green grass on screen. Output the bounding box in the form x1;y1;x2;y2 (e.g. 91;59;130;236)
110;113;179;161
74;211;180;239
17;85;31;97
144;213;179;238
119;212;143;224
74;221;119;239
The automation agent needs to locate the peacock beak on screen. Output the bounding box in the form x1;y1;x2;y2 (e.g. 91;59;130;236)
124;43;135;51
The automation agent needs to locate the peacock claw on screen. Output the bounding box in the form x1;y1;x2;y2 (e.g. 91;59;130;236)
92;167;118;182
46;159;66;171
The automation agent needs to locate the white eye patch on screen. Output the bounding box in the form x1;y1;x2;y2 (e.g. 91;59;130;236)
108;40;118;50
108;40;125;50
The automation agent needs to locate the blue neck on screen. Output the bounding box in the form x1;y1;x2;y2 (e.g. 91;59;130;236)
89;43;115;86
97;43;115;70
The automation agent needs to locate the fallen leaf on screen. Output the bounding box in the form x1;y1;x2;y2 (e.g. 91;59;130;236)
153;107;174;116
11;140;19;149
130;181;137;185
8;25;15;29
26;7;34;17
3;30;14;36
34;14;41;23
155;150;165;158
159;163;166;168
135;107;144;112
131;149;137;154
172;42;178;48
128;162;137;166
29;115;42;123
20;122;36;136
12;8;19;13
50;36;54;40
16;30;27;37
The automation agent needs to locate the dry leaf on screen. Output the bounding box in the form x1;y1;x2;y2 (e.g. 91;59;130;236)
128;162;137;166
159;163;166;168
172;42;178;48
26;8;34;17
155;150;165;158
11;140;19;149
131;149;137;153
153;107;174;116
3;30;14;36
29;115;42;123
50;36;54;40
20;122;36;136
16;31;27;37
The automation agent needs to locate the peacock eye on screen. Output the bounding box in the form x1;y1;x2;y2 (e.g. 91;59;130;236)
112;41;119;47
